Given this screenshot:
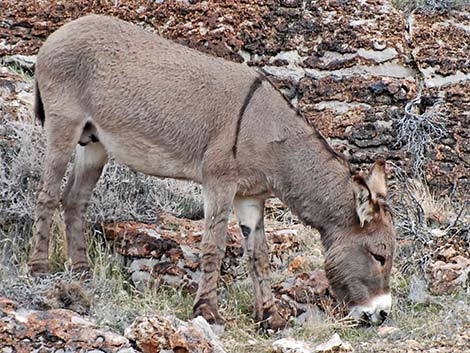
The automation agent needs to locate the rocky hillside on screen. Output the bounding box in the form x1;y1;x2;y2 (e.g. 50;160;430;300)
1;0;469;196
0;1;469;353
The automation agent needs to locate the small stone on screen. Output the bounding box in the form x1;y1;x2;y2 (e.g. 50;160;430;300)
405;339;421;349
438;247;457;261
372;41;387;51
116;349;137;353
314;333;353;352
191;316;225;351
125;316;175;353
288;256;308;272
377;326;400;336
272;338;313;353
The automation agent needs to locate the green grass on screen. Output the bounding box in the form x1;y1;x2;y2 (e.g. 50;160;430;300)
4;62;34;82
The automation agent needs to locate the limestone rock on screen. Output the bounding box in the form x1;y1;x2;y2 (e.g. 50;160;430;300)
125;315;226;353
313;333;353;352
272;338;313;353
1;0;468;194
125;316;175;353
272;334;353;353
104;211;244;293
429;255;470;294
0;297;134;352
2;54;36;71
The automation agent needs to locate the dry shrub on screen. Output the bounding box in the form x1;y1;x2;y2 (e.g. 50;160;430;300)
390;165;468;274
395;95;447;179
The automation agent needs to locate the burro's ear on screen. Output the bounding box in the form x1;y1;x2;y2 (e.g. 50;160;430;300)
352;160;389;228
366;159;388;202
352;175;375;227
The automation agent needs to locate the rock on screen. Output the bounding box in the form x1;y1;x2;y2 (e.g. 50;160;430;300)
125;316;175;353
313;333;353;352
117;349;138;353
287;256;308;272
408;274;439;305
2;55;36;71
274;270;330;303
191;316;225;347
429;255;470;294
126;315;227;353
272;334;353;353
106;211;244;293
410;12;470;87
0;0;469;195
0;297;132;352
272;338;313;353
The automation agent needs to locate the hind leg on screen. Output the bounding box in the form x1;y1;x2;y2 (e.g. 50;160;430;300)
234;196;286;330
29;114;83;275
62;142;107;272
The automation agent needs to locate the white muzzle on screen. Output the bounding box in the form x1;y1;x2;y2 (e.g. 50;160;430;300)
349;293;391;325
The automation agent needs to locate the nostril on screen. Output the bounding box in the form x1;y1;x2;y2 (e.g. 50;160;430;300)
379;310;388;320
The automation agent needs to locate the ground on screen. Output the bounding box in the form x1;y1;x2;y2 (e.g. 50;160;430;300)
0;1;469;352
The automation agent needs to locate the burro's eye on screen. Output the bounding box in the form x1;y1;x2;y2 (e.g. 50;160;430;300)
371;253;385;266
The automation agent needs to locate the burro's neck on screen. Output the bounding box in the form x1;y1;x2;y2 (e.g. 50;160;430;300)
269;129;357;235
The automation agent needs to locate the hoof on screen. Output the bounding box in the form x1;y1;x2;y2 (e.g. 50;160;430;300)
29;261;49;277
71;262;91;276
193;300;225;325
258;305;288;331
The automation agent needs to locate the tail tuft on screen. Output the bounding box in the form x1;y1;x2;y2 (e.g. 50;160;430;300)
34;79;45;126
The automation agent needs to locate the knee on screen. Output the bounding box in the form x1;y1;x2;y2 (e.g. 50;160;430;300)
37;190;60;211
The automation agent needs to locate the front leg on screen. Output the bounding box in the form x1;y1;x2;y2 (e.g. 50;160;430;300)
234;196;287;330
193;182;237;324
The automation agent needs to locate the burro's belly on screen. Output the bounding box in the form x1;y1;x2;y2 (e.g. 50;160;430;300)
97;130;203;182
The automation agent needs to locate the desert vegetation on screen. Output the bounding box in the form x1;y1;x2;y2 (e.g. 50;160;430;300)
0;0;469;352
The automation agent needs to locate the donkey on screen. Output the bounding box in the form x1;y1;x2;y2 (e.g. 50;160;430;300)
31;15;395;329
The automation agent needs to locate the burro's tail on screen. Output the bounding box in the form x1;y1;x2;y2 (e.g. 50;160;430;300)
34;79;45;126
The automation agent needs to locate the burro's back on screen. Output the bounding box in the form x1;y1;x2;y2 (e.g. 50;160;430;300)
32;15;396;331
36;14;289;182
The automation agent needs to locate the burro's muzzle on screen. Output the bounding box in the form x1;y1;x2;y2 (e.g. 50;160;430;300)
349;293;391;325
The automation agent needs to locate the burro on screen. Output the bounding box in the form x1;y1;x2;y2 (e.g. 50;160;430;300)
31;15;396;330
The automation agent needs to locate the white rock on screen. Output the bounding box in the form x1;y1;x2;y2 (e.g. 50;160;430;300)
2;55;36;70
269;50;305;65
116;349;136;353
272;338;313;353
191;316;226;352
314;333;353;352
357;47;398;63
262;65;305;83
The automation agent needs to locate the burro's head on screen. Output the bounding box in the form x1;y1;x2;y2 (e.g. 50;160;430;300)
324;160;395;325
